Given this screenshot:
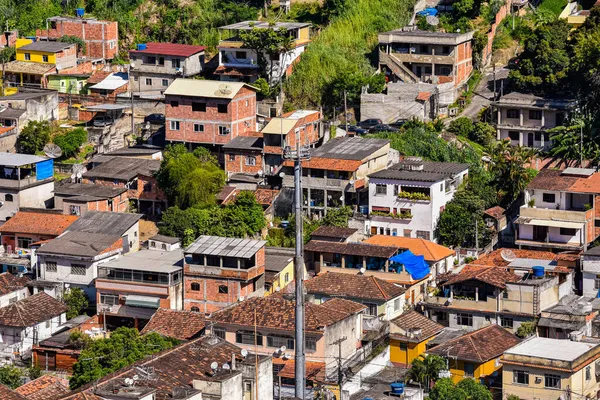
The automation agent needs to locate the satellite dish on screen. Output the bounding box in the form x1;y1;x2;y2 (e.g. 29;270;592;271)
283;353;291;359
71;174;76;181
130;62;135;69
239;296;244;302
124;378;133;386
501;249;516;262
280;346;287;353
426;15;439;26
222;363;231;370
76;172;82;179
43;143;63;159
241;349;248;358
210;362;218;370
215;84;233;97
359;267;366;274
72;164;87;175
279;172;285;178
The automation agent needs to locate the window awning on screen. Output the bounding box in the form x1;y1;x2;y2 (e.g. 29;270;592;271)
516;218;583;229
125;295;160;309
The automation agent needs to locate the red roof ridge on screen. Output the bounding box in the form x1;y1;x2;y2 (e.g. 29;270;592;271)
370;275;389;300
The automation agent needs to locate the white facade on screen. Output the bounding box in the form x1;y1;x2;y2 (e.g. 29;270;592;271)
366;166;468;242
0;313;65;358
0;180;54;222
0;286;28;308
582;252;600;297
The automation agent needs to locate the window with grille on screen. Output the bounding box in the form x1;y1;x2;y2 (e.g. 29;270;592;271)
245;156;256;166
42;55;49;63
416;230;431;240
375;184;387;195
507;109;519;119
236;331;262;345
218;285;228;294
191;282;200;291
306;337;317;351
267;335;294;349
213;328;226;339
365;303;378;316
46;262;57;273
193;124;204;132
17;238;32;249
594;275;600;290
24;53;31;61
542;193;555;203
162;79;169;87
71;264;86;275
69;205;81;216
218;126;229;135
544;374;561;389
500;316;514;328
170;121;180;130
457;313;473;326
100;294;119;306
4;194;12;202
513;370;529;385
145;78;152;85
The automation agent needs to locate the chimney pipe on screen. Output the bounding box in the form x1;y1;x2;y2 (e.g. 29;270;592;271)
231;353;236;370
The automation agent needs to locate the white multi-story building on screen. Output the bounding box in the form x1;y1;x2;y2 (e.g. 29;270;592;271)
366;159;469;241
516;168;600;252
582;247;600;297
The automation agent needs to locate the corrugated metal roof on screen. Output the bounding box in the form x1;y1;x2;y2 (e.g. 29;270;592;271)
0;153;48;167
129;42;206;57
163;79;256;99
219;21;310;30
66;211;142;236
185;235;265;259
89;73;128;91
19;41;74;52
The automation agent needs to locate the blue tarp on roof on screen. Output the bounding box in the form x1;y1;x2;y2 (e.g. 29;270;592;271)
389;250;430;280
416;7;438;16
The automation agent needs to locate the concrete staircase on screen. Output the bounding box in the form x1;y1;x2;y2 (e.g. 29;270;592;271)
379;51;419;83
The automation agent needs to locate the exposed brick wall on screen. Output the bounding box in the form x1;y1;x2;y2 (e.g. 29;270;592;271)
36;19;118;60
0;31;17;48
224;151;263;175
454;41;473;87
165;87;256;144
82;175;165;201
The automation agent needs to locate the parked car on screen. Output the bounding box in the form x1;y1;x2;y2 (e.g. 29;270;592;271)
92;116;113;127
144;113;165;124
358;119;383;129
369;124;400;133
390;119;407;129
345;125;368;135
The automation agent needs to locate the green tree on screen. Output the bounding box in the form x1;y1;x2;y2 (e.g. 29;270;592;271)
155;144;225;209
454;0;475;16
52;127;88;159
429;378;467;400
516;320;536;338
407;354;446;388
470;122;496;147
16;120;51;154
70;327;178;389
63;287;89;319
240;25;294;85
448;117;474;138
58;35;87;55
508;19;570;93
0;364;22;389
28;365;42;380
323;0;347;19
321;206;353;227
457;378;493;400
486;140;538;201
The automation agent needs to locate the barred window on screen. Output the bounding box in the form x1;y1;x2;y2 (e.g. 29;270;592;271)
213;328;226;339
306;337;317;352
46;262;57;273
267;334;294;349
71;264;86;275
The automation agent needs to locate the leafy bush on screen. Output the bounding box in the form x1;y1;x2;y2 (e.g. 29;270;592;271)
397;191;431;201
0;364;22;389
448;117;474;137
16;120;51;154
63;287;89;319
53;128;88;159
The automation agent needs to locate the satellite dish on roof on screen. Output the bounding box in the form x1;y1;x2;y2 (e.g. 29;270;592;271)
222;363;231;370
426;16;439;26
133;375;139;381
501;249;516;262
359;267;366;274
124;378;134;386
215;84;233;97
210;362;219;370
43;143;63;159
72;163;86;175
241;349;248;358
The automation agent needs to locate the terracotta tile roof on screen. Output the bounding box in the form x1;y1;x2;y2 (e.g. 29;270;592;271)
86;70;111;84
283;157;363;172
322;297;368;315
214;65;257;76
484;206;505;220
0;273;29;296
428;324;520;363
62;336;261;399
141;308;206;340
305;240;398;259
210;296;364;333
274;359;326;381
15;375;69;400
364;235;454;262
254;188;279;206
416;91;431;101
0;292;67;327
527;169;579;191
390;311;443;340
569;172;600;194
311;226;358;239
441;265;520;289
471;248;568;267
0;211;78;236
129;42;205;57
0;385;27;400
305;271;405;301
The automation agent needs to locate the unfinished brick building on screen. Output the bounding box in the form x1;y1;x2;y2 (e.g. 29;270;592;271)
183;235;266;313
37;16;118;60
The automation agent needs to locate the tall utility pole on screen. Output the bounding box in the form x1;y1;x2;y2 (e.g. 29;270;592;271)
333;336;347;387
344;90;348;133
284;136;311;400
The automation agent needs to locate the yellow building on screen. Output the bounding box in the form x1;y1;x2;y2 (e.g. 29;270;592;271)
502;337;600;400
264;246;297;295
390;310;443;367
428;324;521;384
16;40;77;70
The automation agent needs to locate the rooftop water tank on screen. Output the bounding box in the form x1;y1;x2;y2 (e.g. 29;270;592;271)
390;382;404;395
75;8;85;17
532;266;545;278
136;43;147;51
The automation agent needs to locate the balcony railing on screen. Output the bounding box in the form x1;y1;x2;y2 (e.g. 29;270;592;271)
283;175;354;191
518;205;591;222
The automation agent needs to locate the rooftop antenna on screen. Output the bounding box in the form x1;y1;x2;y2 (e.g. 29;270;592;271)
43;143;62;159
501;249;516;262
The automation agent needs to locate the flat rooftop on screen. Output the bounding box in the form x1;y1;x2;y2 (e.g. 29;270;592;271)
310;136;389;161
220;21;310;30
185;235;266;259
0;153;49;167
504;337;598;361
99;248;183;273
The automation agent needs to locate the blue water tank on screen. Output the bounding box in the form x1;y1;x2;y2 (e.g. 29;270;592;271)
390;382;405;395
136;43;147;51
532;266;545;277
75;8;85;17
359;205;369;214
280;220;289;229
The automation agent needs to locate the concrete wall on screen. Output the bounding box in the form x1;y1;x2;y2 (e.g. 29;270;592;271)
323;314;362;378
0;179;54;221
0;287;28;308
0;312;65;354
